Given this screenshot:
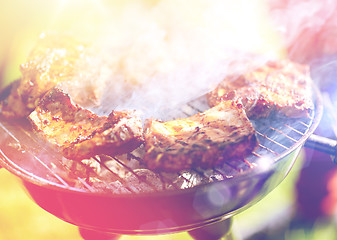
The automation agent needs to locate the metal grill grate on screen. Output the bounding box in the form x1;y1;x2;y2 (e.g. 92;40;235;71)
0;95;316;194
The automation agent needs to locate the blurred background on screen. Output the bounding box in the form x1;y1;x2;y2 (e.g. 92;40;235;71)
1;0;337;239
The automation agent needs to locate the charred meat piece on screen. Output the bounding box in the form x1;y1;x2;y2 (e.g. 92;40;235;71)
143;101;258;172
29;88;144;160
0;33;87;119
207;60;314;119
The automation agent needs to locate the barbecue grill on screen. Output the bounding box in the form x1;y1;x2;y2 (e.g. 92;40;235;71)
0;83;332;240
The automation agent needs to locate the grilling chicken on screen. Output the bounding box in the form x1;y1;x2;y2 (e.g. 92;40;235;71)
0;32;309;172
0;33;87;119
143;100;258;171
207;60;314;119
28;88;144;160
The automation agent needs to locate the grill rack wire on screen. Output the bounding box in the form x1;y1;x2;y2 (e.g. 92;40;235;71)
0;95;315;195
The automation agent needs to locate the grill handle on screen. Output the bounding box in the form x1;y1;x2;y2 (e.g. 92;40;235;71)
304;134;337;163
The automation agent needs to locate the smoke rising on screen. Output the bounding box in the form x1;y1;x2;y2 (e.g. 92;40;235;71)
58;0;282;120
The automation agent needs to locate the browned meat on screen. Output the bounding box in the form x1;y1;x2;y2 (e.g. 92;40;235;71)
207;60;314;119
28;88;144;160
143;100;258;172
0;33;87;119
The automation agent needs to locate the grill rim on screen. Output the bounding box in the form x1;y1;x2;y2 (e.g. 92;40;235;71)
0;84;323;198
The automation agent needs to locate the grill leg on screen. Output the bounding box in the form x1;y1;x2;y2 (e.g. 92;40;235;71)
188;219;234;240
78;228;121;240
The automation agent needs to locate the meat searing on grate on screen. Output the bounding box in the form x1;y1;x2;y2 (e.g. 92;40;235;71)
0;33;87;119
207;60;314;119
143;100;258;172
28;88;144;160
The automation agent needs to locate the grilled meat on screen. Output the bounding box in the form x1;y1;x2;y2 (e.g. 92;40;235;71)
29;88;144;160
207;60;314;119
0;33;87;119
143;100;258;172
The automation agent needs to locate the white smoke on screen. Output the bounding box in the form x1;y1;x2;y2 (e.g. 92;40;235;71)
59;0;281;119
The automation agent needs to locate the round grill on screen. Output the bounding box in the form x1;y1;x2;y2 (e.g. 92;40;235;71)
0;91;321;195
